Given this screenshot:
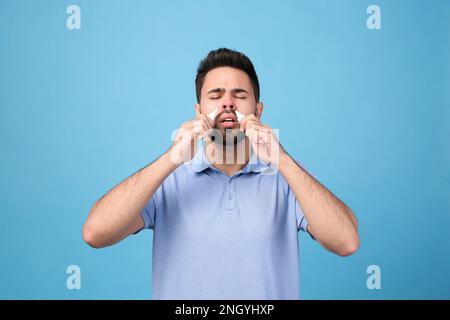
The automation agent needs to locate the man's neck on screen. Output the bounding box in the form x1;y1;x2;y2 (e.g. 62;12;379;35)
204;138;251;177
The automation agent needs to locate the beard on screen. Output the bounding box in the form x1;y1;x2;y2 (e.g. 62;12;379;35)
223;127;246;145
210;127;246;146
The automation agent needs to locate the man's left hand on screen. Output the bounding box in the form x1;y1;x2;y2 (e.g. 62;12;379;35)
240;114;285;165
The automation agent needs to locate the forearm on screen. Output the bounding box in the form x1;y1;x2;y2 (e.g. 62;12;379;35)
83;150;178;248
279;152;359;256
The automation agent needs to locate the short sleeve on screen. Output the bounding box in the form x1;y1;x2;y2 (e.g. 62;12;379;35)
135;184;163;233
290;157;316;240
295;199;308;232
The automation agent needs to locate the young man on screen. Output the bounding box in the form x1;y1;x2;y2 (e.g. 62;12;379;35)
83;48;360;299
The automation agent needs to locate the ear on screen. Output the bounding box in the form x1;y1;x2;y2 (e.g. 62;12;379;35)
194;103;201;116
255;102;264;119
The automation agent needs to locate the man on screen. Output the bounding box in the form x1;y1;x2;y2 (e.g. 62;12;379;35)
83;48;360;299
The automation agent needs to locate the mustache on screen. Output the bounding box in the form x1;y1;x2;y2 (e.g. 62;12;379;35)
216;110;237;119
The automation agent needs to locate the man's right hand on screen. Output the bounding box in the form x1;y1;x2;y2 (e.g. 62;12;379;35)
84;111;216;248
168;114;215;165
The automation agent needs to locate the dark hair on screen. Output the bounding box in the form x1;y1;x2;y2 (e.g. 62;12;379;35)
195;48;260;103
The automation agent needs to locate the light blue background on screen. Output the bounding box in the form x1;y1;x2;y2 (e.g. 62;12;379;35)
1;0;449;299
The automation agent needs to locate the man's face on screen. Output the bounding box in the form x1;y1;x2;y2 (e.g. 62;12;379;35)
196;67;263;144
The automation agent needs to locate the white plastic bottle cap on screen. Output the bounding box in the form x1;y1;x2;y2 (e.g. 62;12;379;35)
207;110;218;122
235;111;245;122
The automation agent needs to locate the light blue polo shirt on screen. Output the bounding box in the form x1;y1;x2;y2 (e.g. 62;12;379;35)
139;143;311;299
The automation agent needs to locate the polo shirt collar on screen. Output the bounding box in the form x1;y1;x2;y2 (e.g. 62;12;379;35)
189;143;270;174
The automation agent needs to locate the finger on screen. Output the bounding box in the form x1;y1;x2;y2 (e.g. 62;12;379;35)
240;114;259;131
255;127;272;146
199;113;215;128
196;122;207;140
201;113;215;126
198;121;215;141
240;117;251;131
192;119;203;138
245;122;266;138
193;118;210;132
241;119;261;132
254;128;269;145
246;124;260;143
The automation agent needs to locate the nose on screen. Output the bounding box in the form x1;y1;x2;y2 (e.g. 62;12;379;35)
222;96;235;112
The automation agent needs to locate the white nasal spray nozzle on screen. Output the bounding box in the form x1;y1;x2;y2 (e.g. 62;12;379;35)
236;111;245;122
207;110;218;122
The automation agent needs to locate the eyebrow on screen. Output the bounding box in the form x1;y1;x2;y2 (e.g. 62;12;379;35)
207;88;249;95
